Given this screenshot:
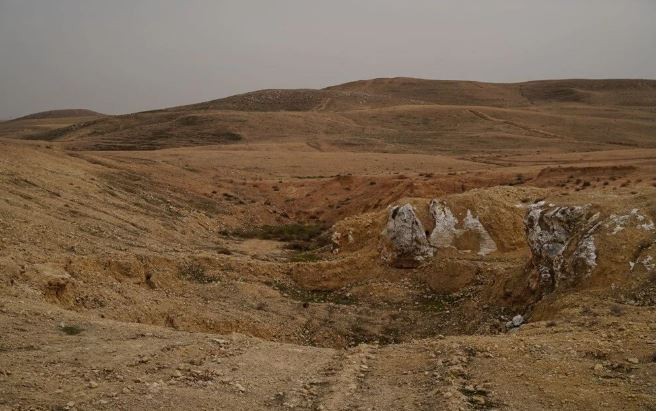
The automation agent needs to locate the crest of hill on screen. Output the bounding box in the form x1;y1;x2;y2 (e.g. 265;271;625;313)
6;77;655;151
13;109;104;121
325;77;656;107
176;88;421;112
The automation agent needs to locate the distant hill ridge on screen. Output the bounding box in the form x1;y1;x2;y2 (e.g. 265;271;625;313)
163;78;655;113
1;77;654;151
324;77;656;107
13;109;104;121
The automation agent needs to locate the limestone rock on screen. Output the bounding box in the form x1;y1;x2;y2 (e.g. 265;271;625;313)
428;200;497;256
381;204;434;268
463;210;497;256
525;201;601;291
428;199;458;248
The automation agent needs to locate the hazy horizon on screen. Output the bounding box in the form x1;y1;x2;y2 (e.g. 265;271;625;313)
1;0;655;119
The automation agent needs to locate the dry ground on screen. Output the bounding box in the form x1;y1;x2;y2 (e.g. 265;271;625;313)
0;78;655;410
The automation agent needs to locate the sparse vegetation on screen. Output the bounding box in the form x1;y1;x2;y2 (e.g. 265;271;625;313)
1;76;655;410
59;324;84;335
288;251;321;262
610;304;625;317
269;280;355;305
230;223;327;243
178;261;214;283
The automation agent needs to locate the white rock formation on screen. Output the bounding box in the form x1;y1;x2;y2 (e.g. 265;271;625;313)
525;202;601;290
428;200;497;256
463;210;497;256
381;204;434;268
604;208;655;235
428;200;458;248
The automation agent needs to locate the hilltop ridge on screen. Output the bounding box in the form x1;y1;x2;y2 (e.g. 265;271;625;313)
0;77;654;152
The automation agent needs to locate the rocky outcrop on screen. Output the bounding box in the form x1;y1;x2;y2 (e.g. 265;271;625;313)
380;204;434;268
429;200;497;256
604;208;655;235
463;210;497;256
381;200;501;268
525;201;601;291
428;200;458;248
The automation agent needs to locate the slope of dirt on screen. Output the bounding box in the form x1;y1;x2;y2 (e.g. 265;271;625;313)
1;77;652;152
13;109;104;120
0;77;655;410
179;88;421;112
0;114;106;141
326;77;656;107
0;136;655;410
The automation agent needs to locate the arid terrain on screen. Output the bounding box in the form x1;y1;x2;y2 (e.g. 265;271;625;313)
0;78;655;410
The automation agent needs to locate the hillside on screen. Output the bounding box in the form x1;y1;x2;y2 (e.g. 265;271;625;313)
0;135;654;410
0;78;653;152
0;109;106;141
0;76;655;409
326;77;656;107
12;109;104;120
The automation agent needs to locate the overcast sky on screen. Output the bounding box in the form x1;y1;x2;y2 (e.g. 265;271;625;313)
0;0;655;118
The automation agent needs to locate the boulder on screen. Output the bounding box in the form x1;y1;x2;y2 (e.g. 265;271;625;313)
428;200;458;248
428;200;497;256
381;204;434;268
525;201;601;291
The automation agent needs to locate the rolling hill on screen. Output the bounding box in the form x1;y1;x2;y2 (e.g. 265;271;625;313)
0;78;654;152
12;109;104;120
0;77;655;410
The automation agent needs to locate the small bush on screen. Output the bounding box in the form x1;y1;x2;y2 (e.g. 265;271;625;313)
234;223;325;242
59;324;84;335
178;261;213;283
288;252;321;262
580;306;597;316
609;304;625;317
217;131;242;142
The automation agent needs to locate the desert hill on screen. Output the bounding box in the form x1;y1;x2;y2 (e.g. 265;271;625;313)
326;77;656;107
0;78;655;409
0;109;105;142
12;108;104;120
0;135;654;409
178;88;420;112
0;78;653;152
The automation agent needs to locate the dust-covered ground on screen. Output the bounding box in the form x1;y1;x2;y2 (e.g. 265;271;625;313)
0;78;655;410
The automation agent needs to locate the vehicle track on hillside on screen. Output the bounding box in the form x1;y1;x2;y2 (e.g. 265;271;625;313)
468;109;574;142
311;344;377;410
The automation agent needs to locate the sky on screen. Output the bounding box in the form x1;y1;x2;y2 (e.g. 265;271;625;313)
0;0;655;118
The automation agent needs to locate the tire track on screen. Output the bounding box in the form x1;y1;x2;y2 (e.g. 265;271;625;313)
468;109;574;142
312;344;377;410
